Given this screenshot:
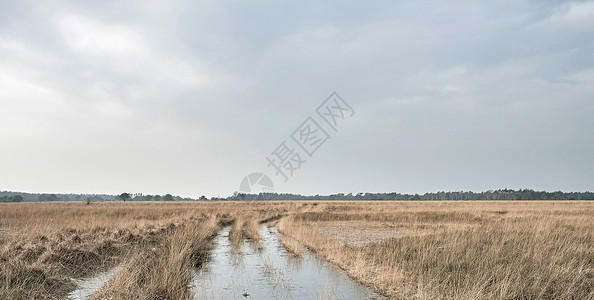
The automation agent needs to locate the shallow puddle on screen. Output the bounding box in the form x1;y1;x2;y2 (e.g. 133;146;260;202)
191;225;382;300
67;266;120;300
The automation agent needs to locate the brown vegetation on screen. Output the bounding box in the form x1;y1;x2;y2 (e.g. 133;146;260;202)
92;216;218;299
278;233;302;257
0;202;194;299
0;201;289;299
228;217;245;250
245;217;262;250
2;201;592;299
279;201;594;299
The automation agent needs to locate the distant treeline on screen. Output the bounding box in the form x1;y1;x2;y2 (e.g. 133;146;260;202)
1;189;593;202
226;189;594;201
0;195;23;202
0;192;116;202
0;191;196;203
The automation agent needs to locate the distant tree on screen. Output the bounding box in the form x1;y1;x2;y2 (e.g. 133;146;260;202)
164;194;173;201
199;195;208;201
118;193;131;202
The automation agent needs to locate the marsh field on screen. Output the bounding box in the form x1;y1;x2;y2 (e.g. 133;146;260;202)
1;201;593;300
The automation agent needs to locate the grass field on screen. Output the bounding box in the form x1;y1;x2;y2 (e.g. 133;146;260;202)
1;201;593;299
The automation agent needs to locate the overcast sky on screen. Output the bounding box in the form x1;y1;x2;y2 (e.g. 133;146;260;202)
1;0;593;198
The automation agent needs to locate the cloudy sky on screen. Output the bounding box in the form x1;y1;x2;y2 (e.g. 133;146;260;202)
1;0;593;198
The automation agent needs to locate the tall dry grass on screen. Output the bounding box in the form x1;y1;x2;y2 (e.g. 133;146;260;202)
228;217;245;250
245;217;262;250
92;216;218;299
0;201;290;299
278;234;302;257
228;216;265;251
279;201;594;299
0;202;194;299
3;200;591;299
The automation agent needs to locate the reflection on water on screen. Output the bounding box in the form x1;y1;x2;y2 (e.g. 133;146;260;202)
67;266;121;300
191;225;382;300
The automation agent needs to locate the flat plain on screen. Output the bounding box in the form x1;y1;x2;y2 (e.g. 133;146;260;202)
1;201;592;299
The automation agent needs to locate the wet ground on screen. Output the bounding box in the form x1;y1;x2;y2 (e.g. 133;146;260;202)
191;225;382;300
67;266;121;300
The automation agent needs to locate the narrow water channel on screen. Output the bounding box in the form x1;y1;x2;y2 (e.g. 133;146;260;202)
190;225;382;300
67;266;121;300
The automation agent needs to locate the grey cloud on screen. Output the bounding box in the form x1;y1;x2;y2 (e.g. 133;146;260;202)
0;0;592;197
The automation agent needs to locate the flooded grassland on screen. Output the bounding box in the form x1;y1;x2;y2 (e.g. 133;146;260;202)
2;201;593;299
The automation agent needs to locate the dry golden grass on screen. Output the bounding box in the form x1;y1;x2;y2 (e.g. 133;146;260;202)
0;201;290;299
92;216;219;299
228;217;245;251
2;200;592;299
245;217;263;251
278;233;302;257
0;202;194;299
279;201;594;299
244;218;260;241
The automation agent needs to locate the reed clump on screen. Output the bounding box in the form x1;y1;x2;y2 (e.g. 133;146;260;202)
244;217;262;250
92;216;218;299
228;217;245;250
